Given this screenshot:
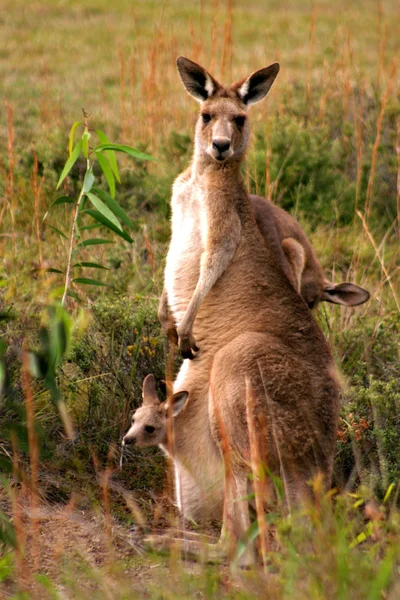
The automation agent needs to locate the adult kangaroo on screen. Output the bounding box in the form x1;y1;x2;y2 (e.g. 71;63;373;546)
159;57;340;563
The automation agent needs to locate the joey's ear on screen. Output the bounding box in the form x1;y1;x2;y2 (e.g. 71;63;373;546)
166;391;189;417
142;374;160;406
176;56;220;102
322;282;370;306
282;237;306;294
232;63;280;106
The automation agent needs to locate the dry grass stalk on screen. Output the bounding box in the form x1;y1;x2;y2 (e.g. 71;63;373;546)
3;102;15;255
365;58;397;217
305;1;317;123
220;0;233;81
10;433;28;589
264;118;271;200
245;377;269;569
396;116;400;238
353;82;365;213
31;151;43;268
357;209;400;312
165;343;181;533
129;52;136;128
118;47;128;141
99;449;116;562
209;381;235;552
21;352;39;572
143;225;156;275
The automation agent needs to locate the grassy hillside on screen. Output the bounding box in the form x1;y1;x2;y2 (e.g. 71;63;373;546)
0;0;399;597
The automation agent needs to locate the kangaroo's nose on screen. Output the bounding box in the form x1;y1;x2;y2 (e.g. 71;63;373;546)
212;138;230;154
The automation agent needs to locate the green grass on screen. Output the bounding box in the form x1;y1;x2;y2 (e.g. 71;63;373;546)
0;0;400;597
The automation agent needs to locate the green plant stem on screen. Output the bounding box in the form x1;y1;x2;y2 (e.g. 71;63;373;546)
61;159;90;307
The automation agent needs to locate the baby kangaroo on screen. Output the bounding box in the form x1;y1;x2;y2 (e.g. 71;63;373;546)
158;56;340;565
123;374;224;522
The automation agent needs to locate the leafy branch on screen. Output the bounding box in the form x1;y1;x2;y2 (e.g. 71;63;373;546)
44;113;154;306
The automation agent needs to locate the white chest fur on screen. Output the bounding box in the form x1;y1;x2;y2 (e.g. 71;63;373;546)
164;175;205;325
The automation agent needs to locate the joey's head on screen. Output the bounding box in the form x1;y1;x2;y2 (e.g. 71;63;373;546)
176;56;279;167
122;374;189;448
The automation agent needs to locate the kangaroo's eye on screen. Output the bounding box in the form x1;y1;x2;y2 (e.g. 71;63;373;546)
202;113;211;124
234;115;246;127
145;425;155;434
308;301;315;309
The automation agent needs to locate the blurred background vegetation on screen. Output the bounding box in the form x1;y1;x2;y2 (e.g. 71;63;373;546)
0;0;399;597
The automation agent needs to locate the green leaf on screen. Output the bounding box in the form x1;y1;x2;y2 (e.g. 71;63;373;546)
69;121;82;156
80;223;102;231
44;268;64;274
56;140;82;189
82;169;95;193
82;130;90;159
85;210;133;243
95;151;115;197
50;196;75;208
85;192;122;231
73;262;109;270
76;238;114;248
383;483;395;504
367;549;395;600
96;130;121;182
73;277;108;287
93;143;155;161
47;224;68;240
92;187;133;229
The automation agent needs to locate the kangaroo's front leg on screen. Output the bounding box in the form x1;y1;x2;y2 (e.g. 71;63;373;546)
177;215;241;359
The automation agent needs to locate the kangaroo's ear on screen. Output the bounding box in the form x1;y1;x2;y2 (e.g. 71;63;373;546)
176;56;220;102
232;63;280;106
166;391;189;417
142;374;160;406
282;237;306;294
322;282;370;306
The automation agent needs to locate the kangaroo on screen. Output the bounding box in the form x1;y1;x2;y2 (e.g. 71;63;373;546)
159;196;369;341
123;374;224;521
155;57;340;564
250;195;370;309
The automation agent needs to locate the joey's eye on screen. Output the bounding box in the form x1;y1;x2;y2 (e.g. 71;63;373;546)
308;301;315;309
234;115;246;127
145;425;155;434
202;113;211;124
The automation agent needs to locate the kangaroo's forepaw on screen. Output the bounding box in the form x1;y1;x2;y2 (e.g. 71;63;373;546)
178;331;199;359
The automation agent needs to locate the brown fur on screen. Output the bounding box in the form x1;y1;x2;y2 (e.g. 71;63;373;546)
159;195;370;338
150;57;340;565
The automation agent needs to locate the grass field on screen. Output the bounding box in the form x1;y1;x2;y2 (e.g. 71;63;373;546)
0;0;400;598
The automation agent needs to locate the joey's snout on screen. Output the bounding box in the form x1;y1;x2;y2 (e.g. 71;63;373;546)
123;432;136;446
